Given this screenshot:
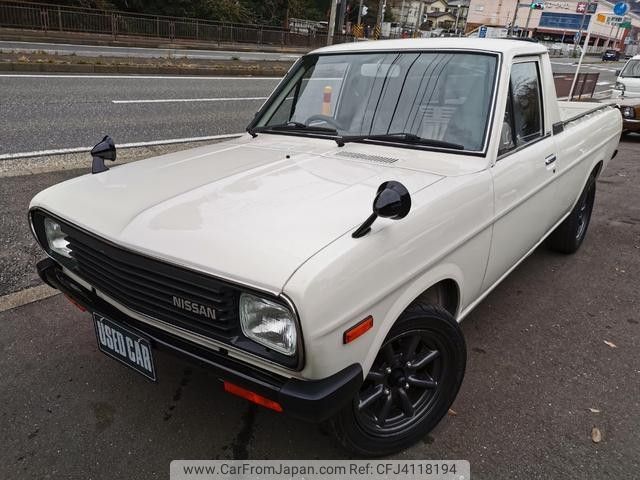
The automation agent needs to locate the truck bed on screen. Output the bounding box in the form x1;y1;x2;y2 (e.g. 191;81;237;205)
558;100;611;124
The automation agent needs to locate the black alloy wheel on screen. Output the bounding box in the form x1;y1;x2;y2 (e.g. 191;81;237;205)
354;329;445;436
548;173;597;254
328;303;466;457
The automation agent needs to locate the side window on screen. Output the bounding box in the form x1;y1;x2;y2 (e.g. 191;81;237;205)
498;61;544;156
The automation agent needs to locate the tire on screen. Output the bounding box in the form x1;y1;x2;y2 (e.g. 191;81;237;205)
328;304;466;457
547;174;596;254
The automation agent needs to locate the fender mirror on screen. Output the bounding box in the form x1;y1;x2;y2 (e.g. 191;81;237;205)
352;181;411;238
91;136;116;174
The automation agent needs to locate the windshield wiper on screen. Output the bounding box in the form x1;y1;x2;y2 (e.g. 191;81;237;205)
248;122;337;137
335;132;465;150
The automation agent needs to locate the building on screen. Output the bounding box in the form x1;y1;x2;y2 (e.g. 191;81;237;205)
466;0;640;50
387;0;468;33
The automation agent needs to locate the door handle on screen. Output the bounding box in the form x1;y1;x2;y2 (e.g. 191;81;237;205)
545;154;557;166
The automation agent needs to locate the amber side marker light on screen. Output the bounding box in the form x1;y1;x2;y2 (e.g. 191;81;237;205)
223;381;283;412
343;316;374;344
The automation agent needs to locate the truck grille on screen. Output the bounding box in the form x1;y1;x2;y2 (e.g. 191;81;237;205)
65;229;238;340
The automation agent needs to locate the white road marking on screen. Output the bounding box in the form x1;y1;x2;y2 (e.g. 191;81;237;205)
0;133;243;160
112;97;268;104
0;74;281;80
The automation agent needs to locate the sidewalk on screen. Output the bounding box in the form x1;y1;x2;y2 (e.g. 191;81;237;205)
0;27;314;55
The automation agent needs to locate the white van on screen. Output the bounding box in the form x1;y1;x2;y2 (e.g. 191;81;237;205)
615;54;640;97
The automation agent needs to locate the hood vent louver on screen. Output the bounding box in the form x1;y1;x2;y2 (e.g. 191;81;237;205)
334;151;399;164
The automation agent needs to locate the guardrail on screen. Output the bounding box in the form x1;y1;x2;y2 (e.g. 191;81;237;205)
553;72;600;100
0;0;352;48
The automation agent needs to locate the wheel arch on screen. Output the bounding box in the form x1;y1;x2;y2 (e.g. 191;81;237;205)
360;265;464;376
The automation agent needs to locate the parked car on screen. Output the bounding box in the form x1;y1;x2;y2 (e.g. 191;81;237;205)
614;54;640;98
616;99;640;135
602;49;620;61
29;38;621;456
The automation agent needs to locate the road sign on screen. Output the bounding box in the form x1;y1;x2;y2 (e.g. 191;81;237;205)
607;15;624;25
479;26;487;38
613;2;629;16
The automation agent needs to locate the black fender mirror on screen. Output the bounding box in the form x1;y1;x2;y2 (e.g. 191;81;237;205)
91;135;116;174
352;181;411;238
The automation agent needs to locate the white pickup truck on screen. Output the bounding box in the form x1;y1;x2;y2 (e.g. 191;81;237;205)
30;39;621;456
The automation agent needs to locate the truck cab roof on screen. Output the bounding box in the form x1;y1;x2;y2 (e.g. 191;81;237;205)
312;38;549;57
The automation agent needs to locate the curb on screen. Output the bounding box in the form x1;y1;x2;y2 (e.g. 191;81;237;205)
0;61;291;76
0;284;59;313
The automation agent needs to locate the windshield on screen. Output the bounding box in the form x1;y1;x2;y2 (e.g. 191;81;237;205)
252;52;499;152
621;60;640;78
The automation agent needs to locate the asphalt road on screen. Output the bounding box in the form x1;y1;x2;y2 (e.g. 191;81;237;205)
0;74;280;155
1;135;639;479
0;57;628;157
0;40;303;62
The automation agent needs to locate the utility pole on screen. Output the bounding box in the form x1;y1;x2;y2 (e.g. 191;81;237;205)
327;0;337;45
572;4;588;56
357;0;364;25
414;1;424;35
338;0;347;35
376;0;385;35
523;6;533;38
569;20;592;99
508;0;519;37
613;22;622;49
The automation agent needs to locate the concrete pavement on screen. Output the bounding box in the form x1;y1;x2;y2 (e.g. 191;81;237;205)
1;135;639;478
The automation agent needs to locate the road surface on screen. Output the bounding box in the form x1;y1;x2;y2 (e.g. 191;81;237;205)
0;47;638;479
1;136;639;479
0;74;280;156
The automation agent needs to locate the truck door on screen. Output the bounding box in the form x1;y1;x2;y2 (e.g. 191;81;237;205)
482;57;559;291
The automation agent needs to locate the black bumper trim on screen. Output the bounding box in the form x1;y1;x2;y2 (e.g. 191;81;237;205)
37;258;363;422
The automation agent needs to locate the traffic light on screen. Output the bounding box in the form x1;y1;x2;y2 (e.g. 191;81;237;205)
530;1;544;9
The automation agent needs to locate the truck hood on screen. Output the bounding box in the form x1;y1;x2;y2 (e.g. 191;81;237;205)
31;135;443;293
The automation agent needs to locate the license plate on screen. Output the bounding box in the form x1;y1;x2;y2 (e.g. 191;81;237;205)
93;313;156;381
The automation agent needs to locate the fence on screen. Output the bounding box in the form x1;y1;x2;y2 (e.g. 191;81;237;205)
0;0;353;48
553;72;600;100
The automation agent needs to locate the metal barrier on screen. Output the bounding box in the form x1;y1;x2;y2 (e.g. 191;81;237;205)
553;72;600;100
0;0;352;48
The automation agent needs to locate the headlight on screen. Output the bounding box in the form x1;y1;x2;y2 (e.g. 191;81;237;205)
44;217;72;258
239;293;297;356
621;106;636;119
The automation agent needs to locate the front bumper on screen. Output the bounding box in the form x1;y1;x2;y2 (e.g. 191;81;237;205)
38;258;362;422
623;118;640;132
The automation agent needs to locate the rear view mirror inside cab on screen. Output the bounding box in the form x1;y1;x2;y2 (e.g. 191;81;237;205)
360;63;401;78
